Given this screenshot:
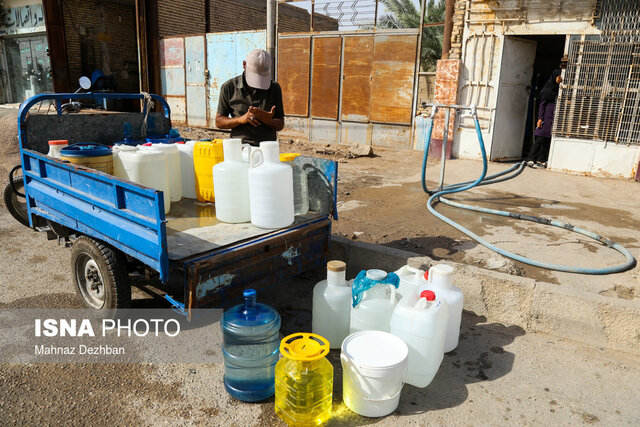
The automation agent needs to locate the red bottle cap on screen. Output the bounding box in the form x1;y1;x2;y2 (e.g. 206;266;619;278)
420;290;436;301
424;271;429;281
48;140;69;145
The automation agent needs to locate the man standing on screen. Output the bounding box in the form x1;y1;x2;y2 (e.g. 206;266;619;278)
215;49;285;146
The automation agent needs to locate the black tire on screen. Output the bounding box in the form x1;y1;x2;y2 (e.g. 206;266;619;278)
71;236;131;311
3;175;29;227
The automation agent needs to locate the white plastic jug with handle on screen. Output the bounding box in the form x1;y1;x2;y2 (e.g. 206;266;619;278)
241;144;258;163
119;149;171;214
312;260;352;349
212;139;250;223
395;265;428;299
390;289;448;388
350;270;399;334
418;264;463;352
177;141;197;199
248;141;294;229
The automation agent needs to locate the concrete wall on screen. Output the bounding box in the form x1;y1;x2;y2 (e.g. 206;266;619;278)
549;137;640;180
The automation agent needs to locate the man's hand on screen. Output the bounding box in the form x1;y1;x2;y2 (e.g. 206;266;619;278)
240;110;262;127
536;119;543;129
248;106;284;131
249;106;275;122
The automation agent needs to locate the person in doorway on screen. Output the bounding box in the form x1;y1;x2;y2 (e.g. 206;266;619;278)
526;69;562;168
215;49;285;146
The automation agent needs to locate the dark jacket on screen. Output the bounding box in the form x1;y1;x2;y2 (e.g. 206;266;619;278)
534;99;555;139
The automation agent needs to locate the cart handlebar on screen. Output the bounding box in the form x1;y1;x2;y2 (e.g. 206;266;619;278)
17;92;171;128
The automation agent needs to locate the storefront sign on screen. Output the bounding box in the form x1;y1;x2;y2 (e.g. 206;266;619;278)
0;3;45;35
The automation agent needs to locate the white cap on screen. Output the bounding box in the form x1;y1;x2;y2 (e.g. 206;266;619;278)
245;49;271;90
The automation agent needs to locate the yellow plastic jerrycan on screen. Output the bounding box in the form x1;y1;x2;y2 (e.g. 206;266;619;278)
193;139;224;202
275;333;333;426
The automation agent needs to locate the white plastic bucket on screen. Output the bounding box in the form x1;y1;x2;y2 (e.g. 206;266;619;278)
340;330;408;417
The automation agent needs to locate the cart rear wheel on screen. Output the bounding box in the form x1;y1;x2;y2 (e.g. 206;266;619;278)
3;175;29;227
71;236;130;310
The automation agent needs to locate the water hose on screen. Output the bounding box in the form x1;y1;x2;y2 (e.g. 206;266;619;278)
420;105;637;274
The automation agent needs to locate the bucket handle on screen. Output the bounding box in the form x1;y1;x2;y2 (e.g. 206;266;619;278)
340;353;405;399
250;148;263;169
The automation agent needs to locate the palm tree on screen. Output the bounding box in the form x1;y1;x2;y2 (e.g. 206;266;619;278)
378;0;446;72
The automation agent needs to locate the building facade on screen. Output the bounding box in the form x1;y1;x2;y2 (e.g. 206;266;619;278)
436;0;640;179
0;0;52;103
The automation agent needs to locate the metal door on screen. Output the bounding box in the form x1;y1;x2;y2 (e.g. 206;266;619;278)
185;35;207;127
160;37;186;124
311;37;342;119
370;34;417;124
277;36;311;117
341;36;374;122
492;36;537;161
206;33;236;127
206;31;266;128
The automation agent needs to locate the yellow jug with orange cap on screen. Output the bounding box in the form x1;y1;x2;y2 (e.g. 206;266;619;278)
275;333;333;426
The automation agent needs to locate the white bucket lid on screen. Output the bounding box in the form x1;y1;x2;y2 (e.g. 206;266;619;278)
342;331;408;370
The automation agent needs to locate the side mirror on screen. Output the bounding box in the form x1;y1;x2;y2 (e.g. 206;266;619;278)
79;76;91;90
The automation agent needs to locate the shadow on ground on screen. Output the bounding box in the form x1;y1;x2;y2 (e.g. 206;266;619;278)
383;235;478;261
258;268;526;426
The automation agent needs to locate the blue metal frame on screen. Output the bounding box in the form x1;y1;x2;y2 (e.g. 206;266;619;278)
17;93;171;282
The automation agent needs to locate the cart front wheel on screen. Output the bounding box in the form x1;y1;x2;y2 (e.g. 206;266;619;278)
3;175;29;227
71;236;130;310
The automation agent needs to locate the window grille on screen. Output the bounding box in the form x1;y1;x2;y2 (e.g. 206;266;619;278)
553;0;640;145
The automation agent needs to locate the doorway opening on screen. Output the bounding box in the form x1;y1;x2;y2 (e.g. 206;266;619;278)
491;35;565;161
518;35;566;159
3;34;53;103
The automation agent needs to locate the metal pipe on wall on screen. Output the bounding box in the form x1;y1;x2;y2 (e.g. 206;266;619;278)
409;0;428;149
267;0;276;79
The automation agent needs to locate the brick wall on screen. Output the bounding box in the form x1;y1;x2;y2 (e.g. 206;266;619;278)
63;0;139;93
209;0;336;33
157;0;205;37
154;0;338;37
449;0;465;59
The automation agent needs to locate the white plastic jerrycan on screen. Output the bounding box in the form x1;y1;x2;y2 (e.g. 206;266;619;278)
390;290;448;388
119;149;171;214
248;141;294;229
395;265;428;299
141;143;182;202
312;260;352;349
212;139;251;223
177;140;197;199
419;264;463;352
350;269;399;334
112;144;137;180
